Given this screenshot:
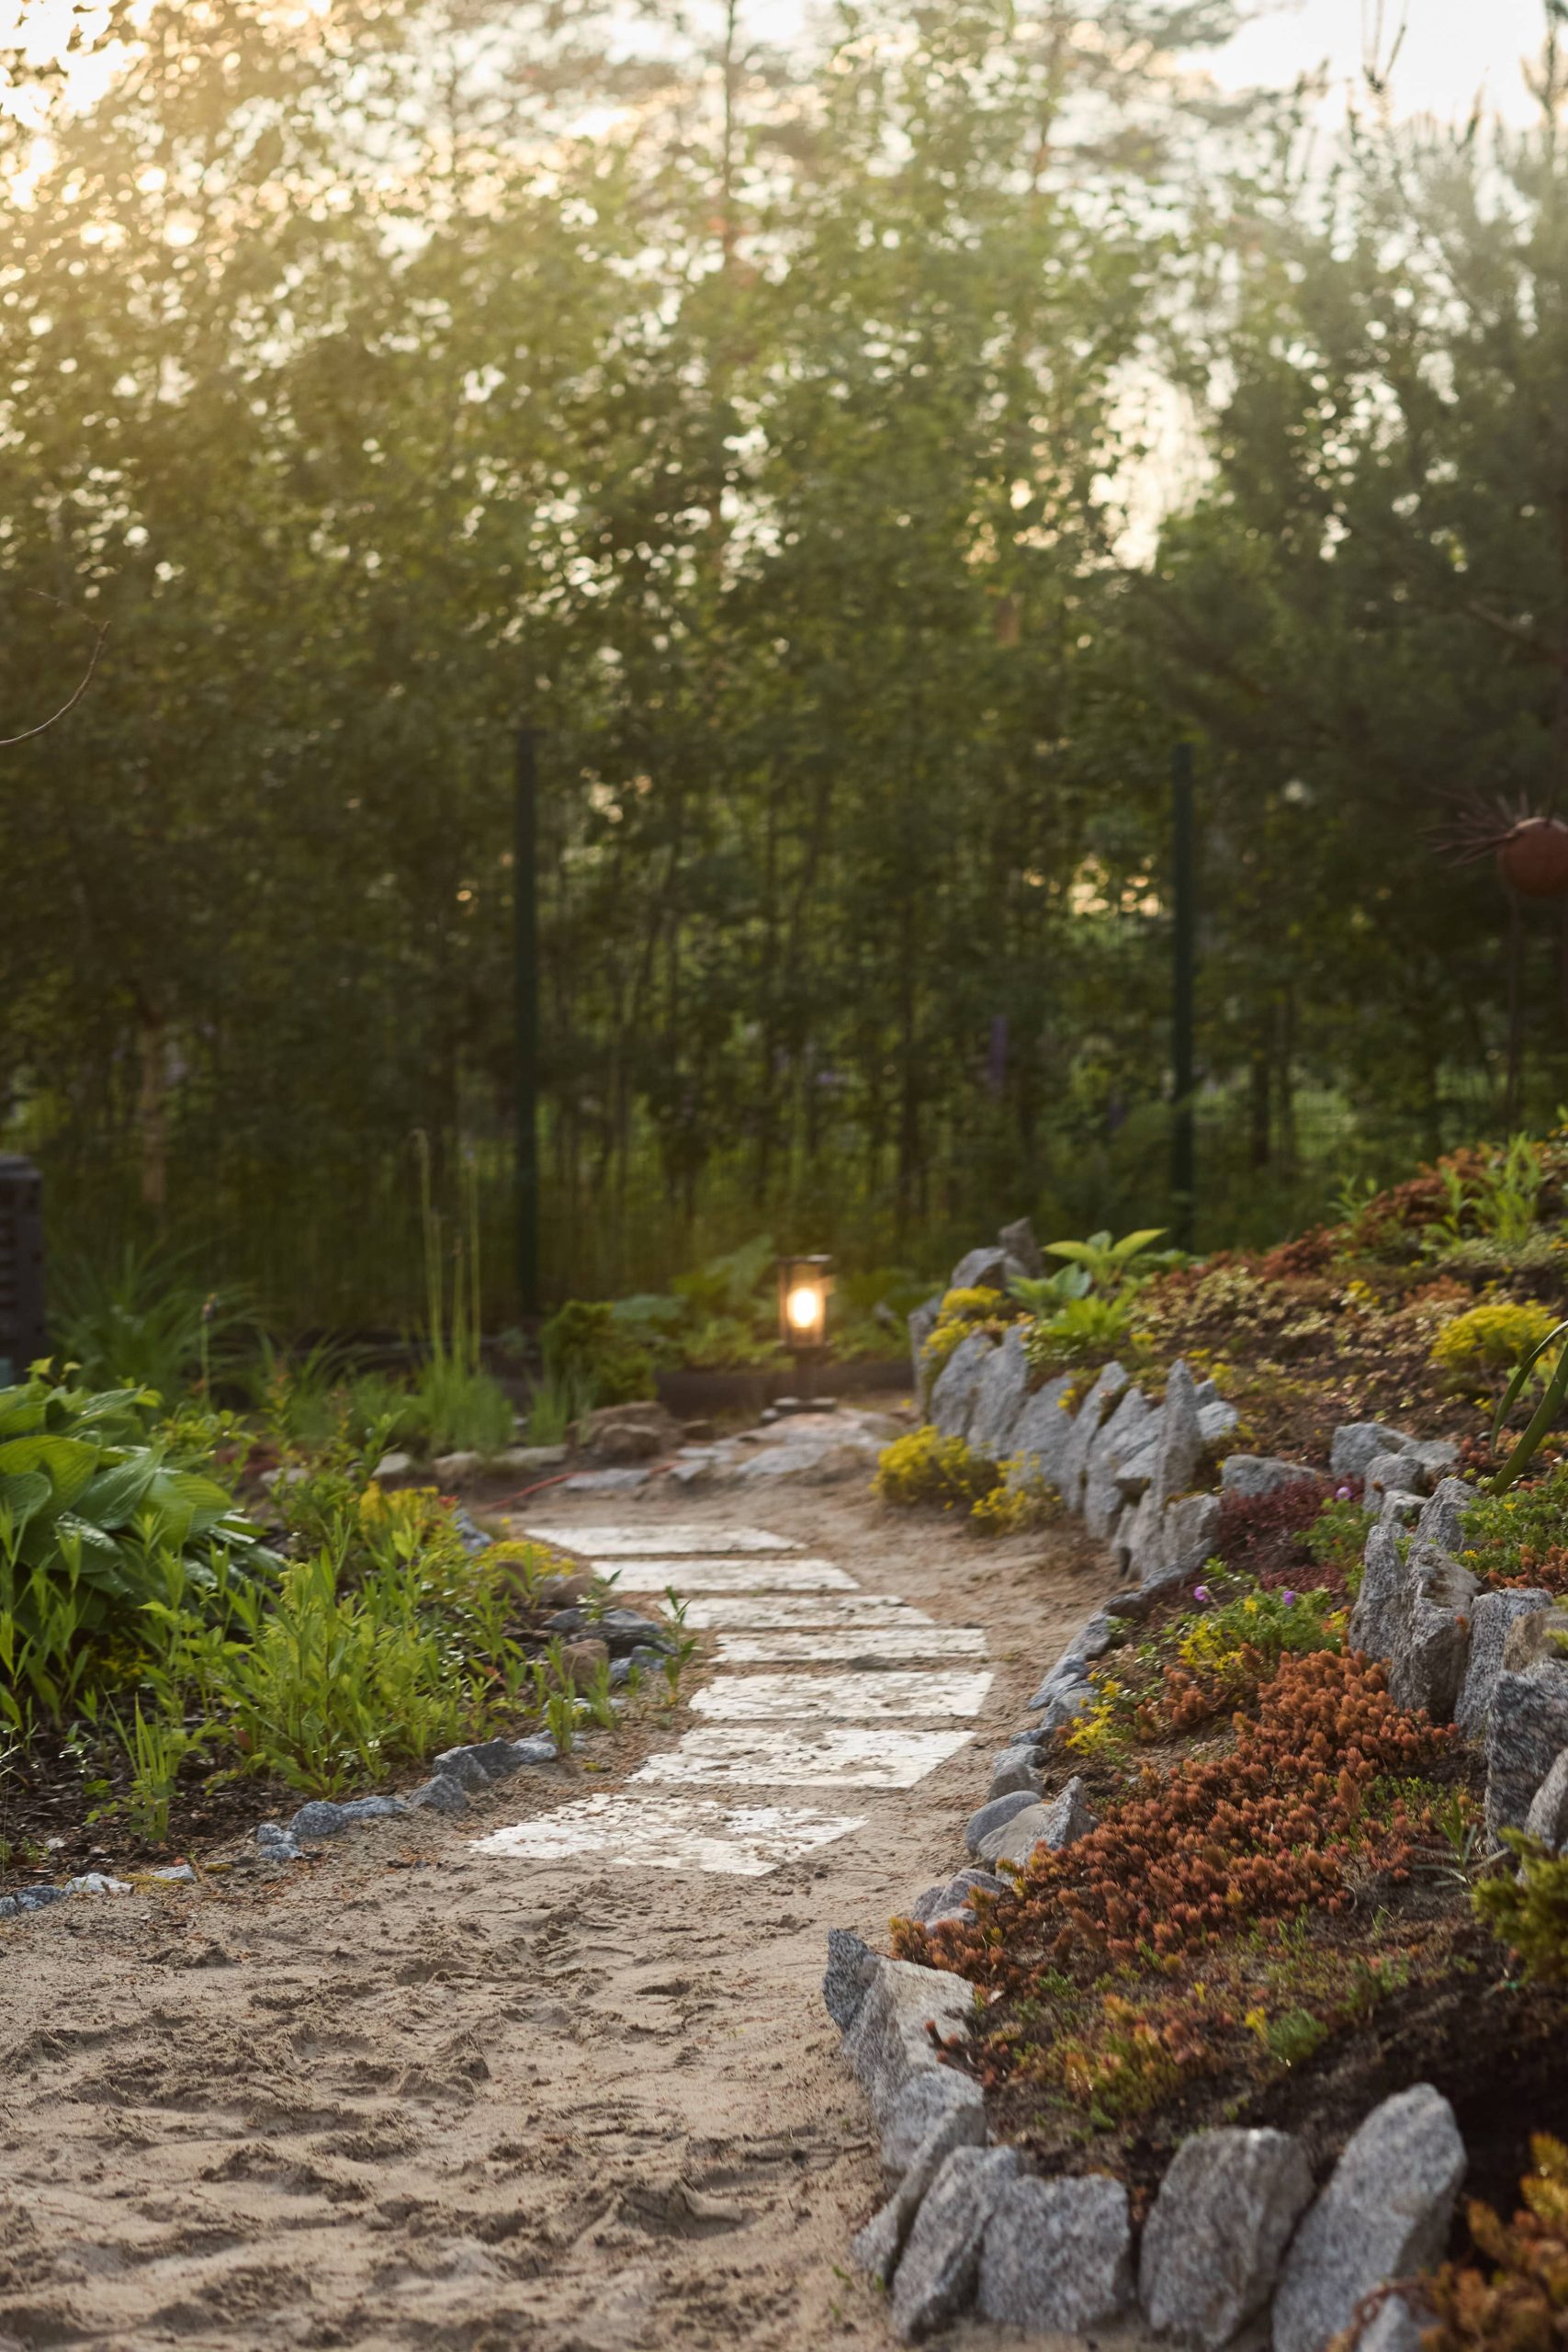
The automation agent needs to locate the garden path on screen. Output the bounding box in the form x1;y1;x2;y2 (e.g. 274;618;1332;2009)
0;1478;1116;2352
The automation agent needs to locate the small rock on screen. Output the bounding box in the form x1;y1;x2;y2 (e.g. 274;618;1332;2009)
533;1571;595;1608
981;1776;1095;1870
561;1466;649;1494
511;1735;558;1766
947;1245;1019;1295
998;1216;1043;1278
1083;1385;1154;1540
338;1794;408;1822
1222;1456;1322;1498
823;1927;878;2030
1272;2085;1465;2352
908;1295;944;1393
1331;1422;1416;1480
432;1450;483;1486
1007;1374;1079;1491
1487;1664;1568;1837
409;1772;468;1815
373;1450;415;1479
1363;1450;1420;1509
1140;2127;1314;2348
288;1800;349;1839
435;1739;525;1784
964;1789;1040;1857
1038;1677;1096;1732
489;1443;568;1475
890;2145;1022;2340
1160;1492;1224;1585
147;1863;197;1884
977;2171;1133;2332
1025;1645;1089;1711
1456;1589;1552;1738
1348;1520;1410;1665
1198;1398;1240;1445
987;1751;1043;1803
1525;1749;1568;1851
64;1871;131;1896
16;1883;64;1910
597;1608;675;1655
255;1821;302;1859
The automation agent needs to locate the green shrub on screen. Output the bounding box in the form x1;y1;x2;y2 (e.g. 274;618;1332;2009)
540;1300;655;1408
1473;1831;1568;1981
874;1426;1000;1511
1430;1300;1562;1381
1024;1292;1137;1368
51;1241;254;1400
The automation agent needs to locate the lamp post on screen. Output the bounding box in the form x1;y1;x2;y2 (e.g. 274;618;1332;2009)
778;1254;833;1403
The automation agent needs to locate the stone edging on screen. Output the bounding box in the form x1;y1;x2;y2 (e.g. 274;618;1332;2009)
825;1302;1564;2346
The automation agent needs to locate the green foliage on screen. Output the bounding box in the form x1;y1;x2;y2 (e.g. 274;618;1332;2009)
51;1243;252;1401
1473;1832;1568;1983
1427;1136;1549;1254
1025;1293;1139;1368
1305;1496;1374;1591
539;1301;655;1410
1459;1467;1568;1587
412;1135;515;1454
1042;1228;1169;1293
874;1426;1001;1513
1488;1319;1568;1495
1431;1302;1562;1381
0;1373;278;1717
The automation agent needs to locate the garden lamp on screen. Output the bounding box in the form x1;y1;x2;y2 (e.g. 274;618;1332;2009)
778;1255;833;1355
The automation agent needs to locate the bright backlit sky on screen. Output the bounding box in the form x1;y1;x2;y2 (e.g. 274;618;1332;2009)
1212;0;1551;122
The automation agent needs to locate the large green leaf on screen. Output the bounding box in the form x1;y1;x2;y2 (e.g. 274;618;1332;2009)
0;1467;53;1531
0;1432;100;1507
75;1453;161;1528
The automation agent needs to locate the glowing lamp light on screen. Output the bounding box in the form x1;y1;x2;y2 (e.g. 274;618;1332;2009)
778;1254;832;1354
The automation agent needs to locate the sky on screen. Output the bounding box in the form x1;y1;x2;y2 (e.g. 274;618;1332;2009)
1212;0;1552;124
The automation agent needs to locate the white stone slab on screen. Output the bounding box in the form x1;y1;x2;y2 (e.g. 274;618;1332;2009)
599;1556;856;1593
469;1793;863;1877
715;1627;987;1664
630;1724;975;1790
690;1669;994;1721
516;1522;797;1556
682;1593;930;1630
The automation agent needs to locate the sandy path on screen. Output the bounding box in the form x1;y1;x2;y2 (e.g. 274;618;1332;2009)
0;1483;1114;2352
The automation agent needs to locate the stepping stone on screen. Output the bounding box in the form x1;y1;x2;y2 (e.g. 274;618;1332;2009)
517;1522;798;1555
715;1627;987;1664
605;1557;857;1593
630;1724;974;1790
690;1669;994;1721
470;1793;863;1877
682;1594;931;1629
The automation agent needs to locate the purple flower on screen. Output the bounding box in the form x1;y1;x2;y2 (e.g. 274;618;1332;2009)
1193;1584;1211;1604
1336;1484;1353;1501
1281;1590;1297;1606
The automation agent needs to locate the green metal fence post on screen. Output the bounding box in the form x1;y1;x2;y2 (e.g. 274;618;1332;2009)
515;724;541;1319
1171;741;1196;1250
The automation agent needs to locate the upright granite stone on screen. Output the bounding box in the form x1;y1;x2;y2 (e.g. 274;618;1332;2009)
1385;1544;1478;1723
967;1324;1032;1458
824;1928;878;2030
1007;1374;1077;1493
1525;1749;1568;1852
1456;1589;1552;1738
1160;1492;1224;1586
1414;1477;1474;1557
948;1245;1018;1295
908;1295;943;1394
1272;2086;1465;2352
981;1775;1096;1870
929;1331;995;1439
1058;1362;1130;1513
890;2145;1022;2341
1485;1664;1568;1837
879;2065;987;2177
1153;1358;1205;1505
998;1216;1043;1278
1348;1520;1410;1665
1140;2128;1314;2350
851;2098;990;2288
842;1960;977;2132
1083;1385;1154;1541
976;2173;1134;2332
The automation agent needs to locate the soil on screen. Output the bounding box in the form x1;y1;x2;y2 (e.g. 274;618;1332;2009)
0;1454;1118;2352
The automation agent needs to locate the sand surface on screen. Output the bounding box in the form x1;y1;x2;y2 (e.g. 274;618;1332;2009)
0;1480;1115;2352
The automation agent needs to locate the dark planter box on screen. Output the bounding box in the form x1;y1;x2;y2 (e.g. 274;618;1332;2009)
655;1358;911;1420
